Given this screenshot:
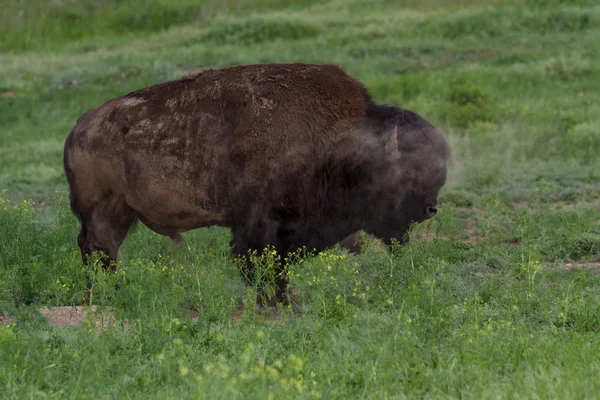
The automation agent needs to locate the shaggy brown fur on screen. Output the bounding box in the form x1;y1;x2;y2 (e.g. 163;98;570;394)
64;63;450;305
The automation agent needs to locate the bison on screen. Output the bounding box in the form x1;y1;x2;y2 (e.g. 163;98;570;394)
64;63;450;305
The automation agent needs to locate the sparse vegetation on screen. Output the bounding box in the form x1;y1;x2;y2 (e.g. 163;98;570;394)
1;0;600;398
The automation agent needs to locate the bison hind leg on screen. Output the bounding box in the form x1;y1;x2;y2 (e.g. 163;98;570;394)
78;194;136;271
75;194;136;303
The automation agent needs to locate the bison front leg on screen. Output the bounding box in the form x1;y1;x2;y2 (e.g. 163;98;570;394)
338;232;365;254
266;274;290;307
231;228;290;307
77;195;136;302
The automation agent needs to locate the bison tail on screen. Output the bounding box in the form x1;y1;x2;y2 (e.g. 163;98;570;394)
63;131;83;221
64;170;83;222
67;189;82;221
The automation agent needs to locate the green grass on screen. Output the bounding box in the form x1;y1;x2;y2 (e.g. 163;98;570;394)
1;0;600;398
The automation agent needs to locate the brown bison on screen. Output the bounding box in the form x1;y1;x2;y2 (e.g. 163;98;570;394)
64;63;450;305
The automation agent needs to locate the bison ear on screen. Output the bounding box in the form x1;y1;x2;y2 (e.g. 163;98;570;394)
384;126;400;158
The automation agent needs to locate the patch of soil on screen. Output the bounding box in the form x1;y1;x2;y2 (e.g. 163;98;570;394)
0;315;15;326
1;295;303;329
38;306;123;329
416;226;483;247
464;225;483;247
501;238;522;247
33;199;49;210
561;259;600;272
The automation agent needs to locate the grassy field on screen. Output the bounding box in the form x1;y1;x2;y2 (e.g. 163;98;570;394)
1;0;600;398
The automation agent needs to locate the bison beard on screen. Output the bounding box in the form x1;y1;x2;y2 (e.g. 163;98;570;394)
63;63;450;306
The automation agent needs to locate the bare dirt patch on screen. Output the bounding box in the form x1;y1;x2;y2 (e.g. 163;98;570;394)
501;238;522;247
38;306;123;329
1;307;119;328
0;299;301;329
561;259;600;272
416;227;482;247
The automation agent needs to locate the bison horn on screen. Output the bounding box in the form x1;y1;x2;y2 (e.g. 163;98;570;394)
384;125;400;157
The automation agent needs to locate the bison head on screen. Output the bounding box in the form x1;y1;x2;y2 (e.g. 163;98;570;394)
364;122;450;246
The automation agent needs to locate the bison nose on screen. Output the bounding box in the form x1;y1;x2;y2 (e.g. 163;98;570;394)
425;205;438;219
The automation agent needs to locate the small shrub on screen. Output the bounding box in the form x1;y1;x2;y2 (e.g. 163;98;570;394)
441;79;495;130
539;56;593;81
428;7;594;41
246;246;284;306
542;9;592;33
527;0;596;6
432;11;506;40
290;251;366;321
562;120;600;164
203;16;320;46
563;233;600;260
439;189;479;207
0;191;85;308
